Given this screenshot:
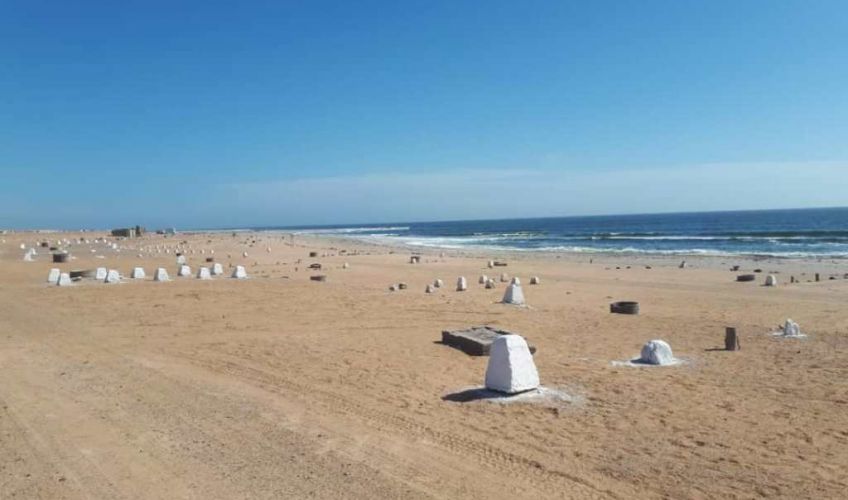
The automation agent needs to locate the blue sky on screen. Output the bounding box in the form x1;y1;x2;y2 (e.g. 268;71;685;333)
1;1;846;229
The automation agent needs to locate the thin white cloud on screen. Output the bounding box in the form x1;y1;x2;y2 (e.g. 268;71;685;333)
224;161;846;226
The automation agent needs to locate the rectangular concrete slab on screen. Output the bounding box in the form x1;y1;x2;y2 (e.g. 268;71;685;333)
441;326;537;356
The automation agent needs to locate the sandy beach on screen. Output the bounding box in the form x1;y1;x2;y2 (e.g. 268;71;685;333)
1;231;847;499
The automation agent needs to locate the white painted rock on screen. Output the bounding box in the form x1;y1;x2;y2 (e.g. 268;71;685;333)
154;268;170;281
242;251;248;258
196;267;212;280
104;269;120;284
765;275;777;286
425;284;435;293
502;283;525;305
530;276;540;285
456;276;467;291
782;319;802;337
176;255;186;265
47;268;61;283
211;263;224;275
131;267;146;279
487;260;494;269
479;275;488;284
57;273;73;287
639;340;675;365
511;277;520;285
484;335;540;394
434;279;443;288
232;265;247;279
500;273;509;282
342;262;349;269
485;278;496;289
178;265;191;277
23;252;34;262
95;267;108;280
19;243;26;250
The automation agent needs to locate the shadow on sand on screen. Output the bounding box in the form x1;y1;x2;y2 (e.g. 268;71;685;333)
442;387;529;403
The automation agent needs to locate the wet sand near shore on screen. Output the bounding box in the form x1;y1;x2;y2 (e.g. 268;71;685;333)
1;231;847;499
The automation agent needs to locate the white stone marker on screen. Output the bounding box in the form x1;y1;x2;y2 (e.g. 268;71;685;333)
154;268;170;282
511;277;520;285
178;265;191;277
434;279;443;288
639;340;675;365
176;255;186;265
485;278;496;289
487;260;494;269
782;319;802;337
232;265;247;279
765;275;777;287
456;276;467;291
425;284;435;293
342;262;349;269
95;267;108;280
104;269;121;284
47;268;61;283
196;267;212;280
242;251;248;258
479;275;488;284
211;263;224;276
23;252;34;262
57;273;73;287
502;282;525;305
131;267;146;279
484;335;540;394
530;276;540;285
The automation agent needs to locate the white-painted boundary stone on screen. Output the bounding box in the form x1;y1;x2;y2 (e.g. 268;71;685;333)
343;262;349;269
105;269;120;284
47;268;61;283
176;255;186;265
96;267;108;280
211;263;224;276
484;335;540;394
456;276;467;291
196;267;212;280
511;277;520;285
426;284;435;293
23;252;34;262
639;340;675;365
178;265;191;277
154;268;170;282
530;276;540;285
57;273;72;287
500;273;509;282
782;319;802;337
434;279;443;288
479;275;488;284
765;275;777;286
502;283;525;305
487;260;494;269
232;266;247;279
131;267;146;279
485;278;496;289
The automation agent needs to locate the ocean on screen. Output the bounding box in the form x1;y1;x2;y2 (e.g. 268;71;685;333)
264;207;848;258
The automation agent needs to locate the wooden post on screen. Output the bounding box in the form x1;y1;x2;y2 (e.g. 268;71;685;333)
791;276;795;284
725;327;740;351
815;273;820;282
